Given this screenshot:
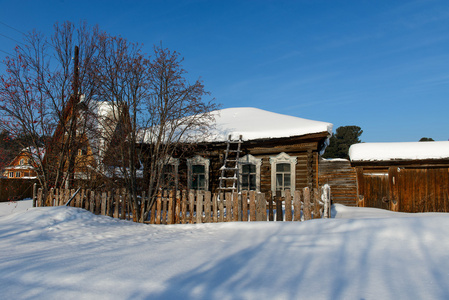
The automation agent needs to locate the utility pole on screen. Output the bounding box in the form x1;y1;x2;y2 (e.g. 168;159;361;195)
66;46;80;188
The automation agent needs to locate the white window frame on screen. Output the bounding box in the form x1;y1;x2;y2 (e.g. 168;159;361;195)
187;155;210;191
239;154;262;192
270;152;297;195
161;156;180;190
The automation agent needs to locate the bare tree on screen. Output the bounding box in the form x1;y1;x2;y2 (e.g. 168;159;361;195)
91;40;218;221
0;21;99;195
0;21;218;219
141;45;218;221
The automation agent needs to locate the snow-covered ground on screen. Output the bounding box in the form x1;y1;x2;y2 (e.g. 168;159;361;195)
1;200;449;299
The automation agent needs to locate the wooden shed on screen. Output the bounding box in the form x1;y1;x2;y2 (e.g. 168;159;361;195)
146;107;333;196
349;141;449;212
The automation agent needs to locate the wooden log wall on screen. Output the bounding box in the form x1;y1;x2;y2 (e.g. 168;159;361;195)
318;158;357;206
34;187;331;224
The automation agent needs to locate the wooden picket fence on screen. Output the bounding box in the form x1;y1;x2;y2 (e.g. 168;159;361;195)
34;185;331;224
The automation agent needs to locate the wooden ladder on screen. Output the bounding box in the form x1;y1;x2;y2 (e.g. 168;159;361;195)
219;134;243;193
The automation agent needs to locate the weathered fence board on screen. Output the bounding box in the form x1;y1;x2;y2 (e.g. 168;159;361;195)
35;187;331;224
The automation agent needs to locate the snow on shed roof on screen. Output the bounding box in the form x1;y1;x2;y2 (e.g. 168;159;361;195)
349;141;449;162
204;107;333;142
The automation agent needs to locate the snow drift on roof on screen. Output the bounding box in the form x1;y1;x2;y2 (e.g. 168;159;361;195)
204;107;333;142
349;141;449;162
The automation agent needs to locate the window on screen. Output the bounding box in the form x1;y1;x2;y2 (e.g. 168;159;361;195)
78;146;88;156
9;172;13;178
270;152;297;195
19;159;24;165
191;165;206;190
187;156;210;191
15;171;21;178
160;156;179;189
239;154;262;192
275;163;291;192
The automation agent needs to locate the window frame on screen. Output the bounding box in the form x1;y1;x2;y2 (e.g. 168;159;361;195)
239;154;262;192
187;155;210;191
270;152;297;195
161;156;180;190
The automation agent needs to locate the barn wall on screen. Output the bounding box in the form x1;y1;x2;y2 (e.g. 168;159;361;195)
355;165;449;213
390;166;449;212
318;159;357;206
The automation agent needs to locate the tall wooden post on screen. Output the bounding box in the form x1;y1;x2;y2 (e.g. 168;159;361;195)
67;46;80;189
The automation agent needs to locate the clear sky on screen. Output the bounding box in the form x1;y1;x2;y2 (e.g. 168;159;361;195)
0;0;448;142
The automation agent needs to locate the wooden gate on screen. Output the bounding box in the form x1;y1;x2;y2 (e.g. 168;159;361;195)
390;167;449;212
356;168;389;210
356;166;449;213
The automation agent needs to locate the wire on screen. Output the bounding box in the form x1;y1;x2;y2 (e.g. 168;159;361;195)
0;48;13;56
0;21;26;35
0;33;23;45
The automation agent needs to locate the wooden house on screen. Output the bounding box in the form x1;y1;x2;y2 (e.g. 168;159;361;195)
349;141;449;212
149;107;333;196
2;147;43;179
44;98;131;184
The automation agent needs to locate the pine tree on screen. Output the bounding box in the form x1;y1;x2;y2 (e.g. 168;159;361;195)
322;126;363;159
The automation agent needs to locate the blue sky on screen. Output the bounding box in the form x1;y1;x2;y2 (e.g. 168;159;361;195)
1;0;448;142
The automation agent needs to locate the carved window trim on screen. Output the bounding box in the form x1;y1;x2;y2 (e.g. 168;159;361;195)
269;152;297;195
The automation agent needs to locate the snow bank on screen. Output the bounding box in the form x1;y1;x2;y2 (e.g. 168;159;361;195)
0;199;33;217
1;204;449;299
349;141;449;162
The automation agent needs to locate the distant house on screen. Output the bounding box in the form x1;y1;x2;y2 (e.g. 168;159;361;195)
44;98;132;183
143;107;333;195
349;141;449;212
2;147;44;179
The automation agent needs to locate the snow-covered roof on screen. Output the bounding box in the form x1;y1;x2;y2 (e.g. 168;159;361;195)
203;107;333;142
349;141;449;162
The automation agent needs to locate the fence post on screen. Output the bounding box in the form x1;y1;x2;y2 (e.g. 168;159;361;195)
249;191;256;221
167;190;174;224
293;190;301;221
276;191;283;221
233;192;239;222
313;189;321;219
196;191;203;224
204;191;211;223
303;187;311;220
212;192;218;223
241;191;248;222
218;192;224;222
33;184;37;207
285;189;292;221
322;184;331;218
182;190;188;224
268;191;274;221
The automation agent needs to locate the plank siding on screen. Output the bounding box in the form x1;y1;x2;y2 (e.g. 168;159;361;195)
355;164;449;213
318;159;357;206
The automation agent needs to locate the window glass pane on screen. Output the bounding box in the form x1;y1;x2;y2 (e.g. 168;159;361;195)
284;174;291;188
242;164;256;174
276;174;283;189
192;165;205;174
242;174;249;187
249;174;256;190
198;174;205;190
276;163;290;172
